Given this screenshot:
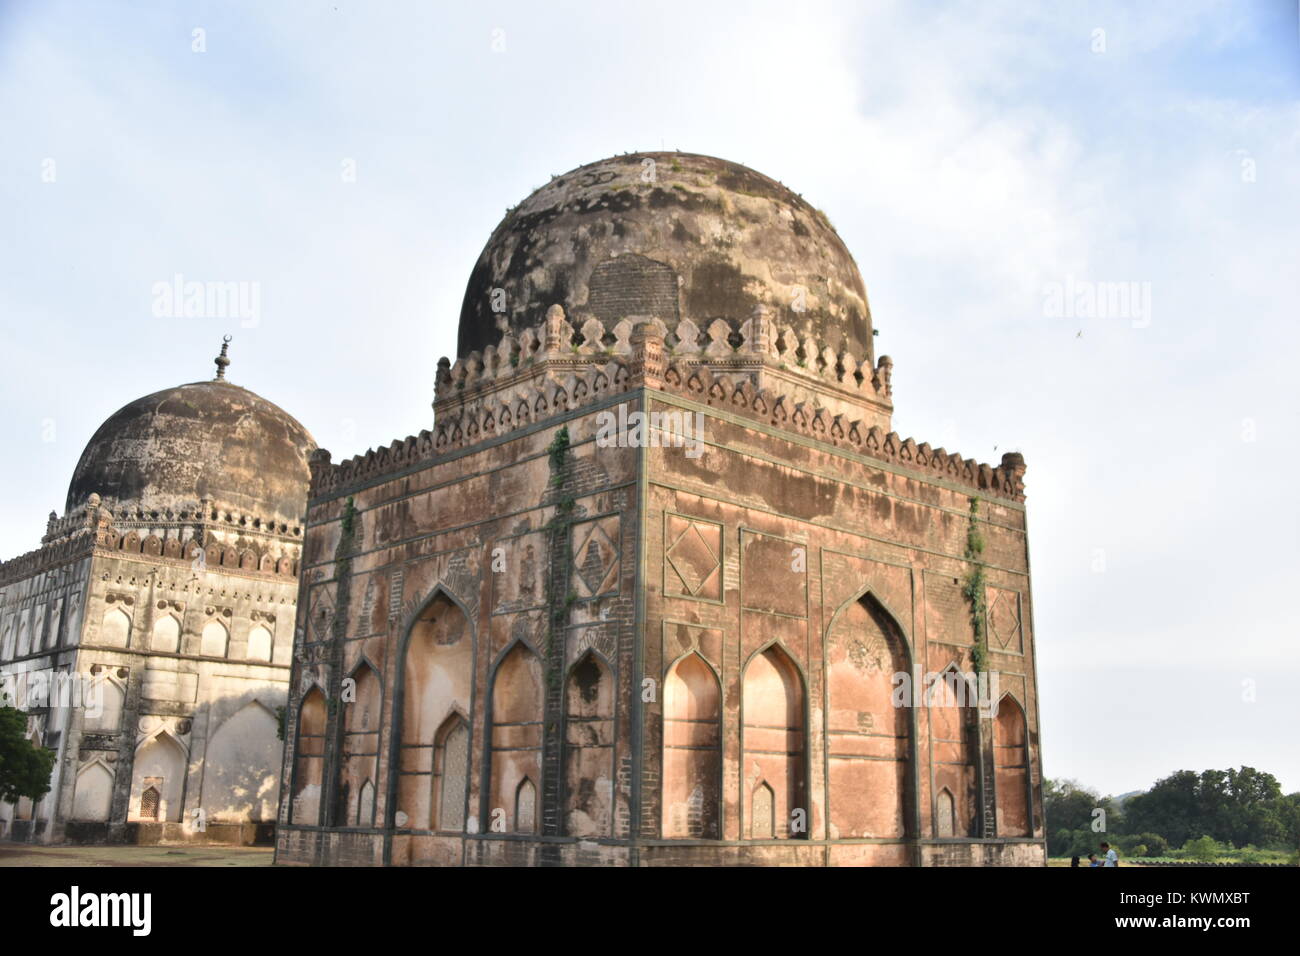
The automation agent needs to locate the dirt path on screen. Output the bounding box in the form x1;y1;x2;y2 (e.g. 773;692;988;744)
0;843;274;867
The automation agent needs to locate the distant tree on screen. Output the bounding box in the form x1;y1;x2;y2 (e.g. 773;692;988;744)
1178;835;1228;862
1118;831;1168;857
1044;779;1119;855
0;705;55;804
1125;767;1284;849
1270;793;1300;848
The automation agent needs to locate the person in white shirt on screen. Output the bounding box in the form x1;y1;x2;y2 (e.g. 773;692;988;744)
1100;842;1119;866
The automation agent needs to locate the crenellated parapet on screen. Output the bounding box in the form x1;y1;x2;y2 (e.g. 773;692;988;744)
3;492;303;585
309;307;1025;503
0;532;96;587
435;304;893;418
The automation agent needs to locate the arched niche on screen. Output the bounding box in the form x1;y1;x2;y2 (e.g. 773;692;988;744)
433;713;470;832
741;643;806;840
929;664;977;838
662;651;721;839
246;624;273;662
72;760;114;821
200;619;228;657
101;607;131;648
131;731;187;823
83;675;126;734
563;652;615;838
290;687;328;825
151;615;180;653
200;701;281;822
994;694;1031;837
936;787;956;838
825;591;915;838
394;591;472;831
487;642;543;833
336;661;382;827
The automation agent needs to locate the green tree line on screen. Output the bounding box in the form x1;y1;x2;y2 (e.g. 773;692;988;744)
1046;767;1300;862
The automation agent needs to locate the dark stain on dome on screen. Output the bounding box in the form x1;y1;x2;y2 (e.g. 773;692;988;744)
457;152;872;362
66;380;316;529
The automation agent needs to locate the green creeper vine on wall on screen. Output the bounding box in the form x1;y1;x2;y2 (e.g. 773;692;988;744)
544;428;575;697
328;494;359;718
336;495;357;578
962;496;989;674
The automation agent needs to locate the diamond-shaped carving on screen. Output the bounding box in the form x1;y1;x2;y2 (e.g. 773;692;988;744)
987;589;1021;651
665;518;721;600
572;518;619;599
307;586;335;644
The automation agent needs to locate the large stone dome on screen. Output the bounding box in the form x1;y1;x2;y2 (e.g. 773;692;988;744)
66;375;316;532
457;152;873;362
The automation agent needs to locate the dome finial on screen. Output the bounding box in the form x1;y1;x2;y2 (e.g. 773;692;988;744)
214;335;232;380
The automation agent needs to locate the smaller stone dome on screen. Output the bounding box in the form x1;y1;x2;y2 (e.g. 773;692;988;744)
66;352;316;531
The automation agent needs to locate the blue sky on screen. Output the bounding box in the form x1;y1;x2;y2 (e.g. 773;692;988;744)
1;0;1297;796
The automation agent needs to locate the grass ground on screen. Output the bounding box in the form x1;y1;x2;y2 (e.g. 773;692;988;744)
0;843;274;867
1048;857;1168;866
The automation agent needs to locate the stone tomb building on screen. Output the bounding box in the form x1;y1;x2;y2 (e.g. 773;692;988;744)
278;152;1045;866
0;347;315;844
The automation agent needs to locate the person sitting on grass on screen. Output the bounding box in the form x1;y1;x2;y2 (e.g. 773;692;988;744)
1087;853;1100;867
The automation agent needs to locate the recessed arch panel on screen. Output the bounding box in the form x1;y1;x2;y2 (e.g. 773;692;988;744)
741;643;806;840
825;590;915;838
563;652;615;837
662;652;721;839
487;642;543;833
994;694;1031;837
394;591;472;831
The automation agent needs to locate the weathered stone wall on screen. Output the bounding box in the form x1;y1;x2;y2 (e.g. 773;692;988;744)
639;390;1045;862
277;399;640;866
277;384;1045;866
0;526;298;845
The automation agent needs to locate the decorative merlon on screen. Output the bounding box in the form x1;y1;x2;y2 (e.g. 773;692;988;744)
3;492;303;586
434;305;893;408
309;309;1025;504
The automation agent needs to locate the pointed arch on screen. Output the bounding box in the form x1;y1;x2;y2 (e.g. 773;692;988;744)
662;651;721;839
487;640;543;833
993;693;1031;837
392;588;474;831
201;700;281;822
335;659;383;827
16;615;31;656
200;619;229;657
131;730;187;823
936;787;957;838
72;759;115;821
356;779;376;827
151;614;181;653
741;642;807;840
563;650;615;838
751;780;775;839
290;686;328;825
139;784;161;820
433;711;470;832
246;623;273;662
825;588;916;839
83;673;126;734
514;776;538;833
101;606;131;648
929;662;977;838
